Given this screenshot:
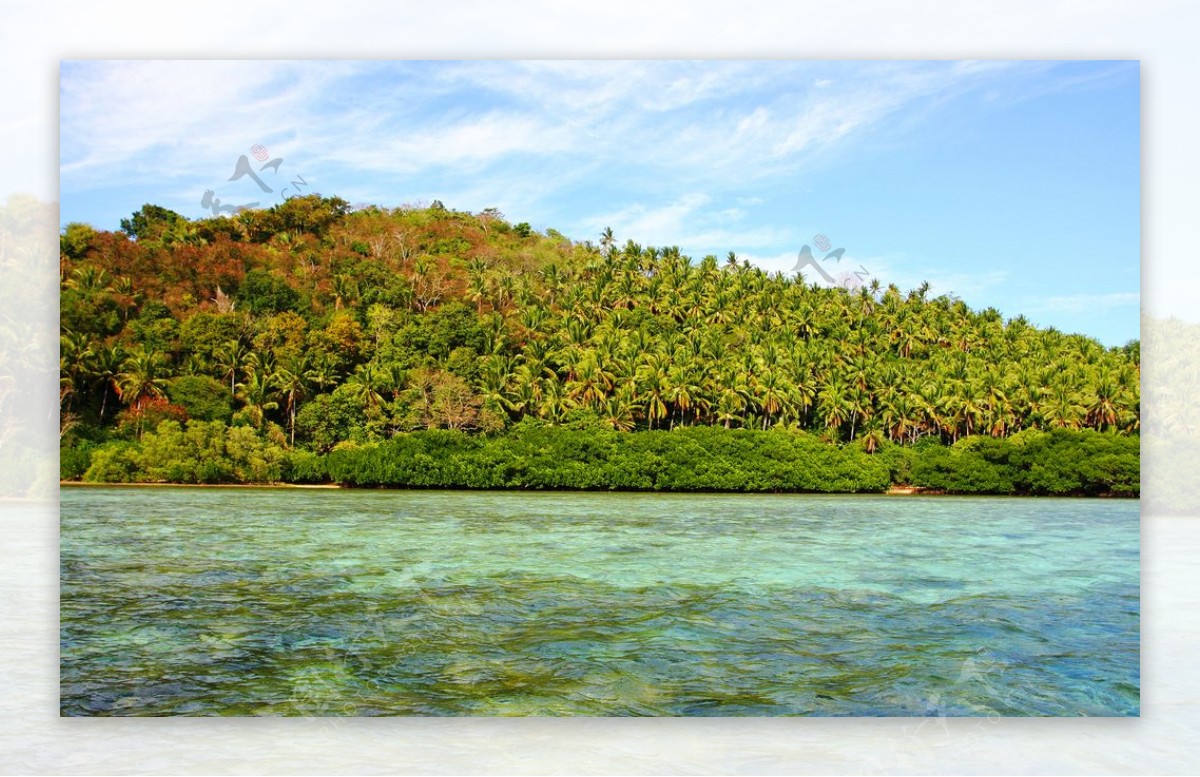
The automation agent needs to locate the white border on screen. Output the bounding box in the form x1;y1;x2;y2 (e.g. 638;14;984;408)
3;1;1198;773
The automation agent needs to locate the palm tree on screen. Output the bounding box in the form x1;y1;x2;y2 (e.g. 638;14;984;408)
539;379;571;425
90;343;127;423
215;339;250;396
271;358;308;446
567;351;615;411
635;354;671;430
344;365;385;418
116;349;170;437
329;274;358;312
601;386;637;432
110;276;141;322
846;386;873;441
235;368;280;429
466;258;489;314
667;362;705;427
58;331;93;412
1085;371;1122;431
599;227;615;258
1042;378;1085;430
304;351;339;395
65;265;112;295
818;377;850;436
752;368;790;430
860;423;886;454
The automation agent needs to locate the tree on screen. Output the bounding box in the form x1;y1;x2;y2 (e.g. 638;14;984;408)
168;375;233;423
271;358;308;446
295;388;368;451
119;204;186;242
635;355;670;430
238;269;302;314
429;372;486;431
116;349;171;436
214;339;251;396
60;222;97;261
600;227;615;258
466;258;489;314
344;365;386;418
234;368;280;429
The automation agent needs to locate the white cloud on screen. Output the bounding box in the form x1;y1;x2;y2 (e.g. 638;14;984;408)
740;250;805;276
577;193;794;255
862;256;1010;300
743;249;888;287
752;250;1012;301
63;60;1042;200
579;193;711;245
1024;292;1141;314
313;112;574;174
439;60;764;117
59;61;360;183
736;106;771;135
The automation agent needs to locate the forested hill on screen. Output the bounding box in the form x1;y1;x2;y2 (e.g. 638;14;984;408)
59;195;1140;492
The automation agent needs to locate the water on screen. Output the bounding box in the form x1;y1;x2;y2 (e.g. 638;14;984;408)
59;488;1139;716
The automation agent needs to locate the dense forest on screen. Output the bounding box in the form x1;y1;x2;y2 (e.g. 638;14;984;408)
59;195;1140;495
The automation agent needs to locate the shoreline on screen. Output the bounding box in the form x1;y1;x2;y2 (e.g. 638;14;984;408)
61;480;909;494
60;481;342;490
59;481;1136;497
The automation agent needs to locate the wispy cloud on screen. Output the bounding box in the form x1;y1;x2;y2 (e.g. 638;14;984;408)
580;193;711;243
855;256;1011;301
60;60;1044;200
1024;292;1141;314
312;111;575;175
738;249;1012;300
739;250;805;276
577;193;793;254
60;61;361;183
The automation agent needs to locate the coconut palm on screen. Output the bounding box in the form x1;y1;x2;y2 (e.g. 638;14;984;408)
271;358;308;446
90;343;127;423
235;368;281;429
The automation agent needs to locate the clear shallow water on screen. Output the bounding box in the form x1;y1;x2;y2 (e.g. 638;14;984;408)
60;488;1139;716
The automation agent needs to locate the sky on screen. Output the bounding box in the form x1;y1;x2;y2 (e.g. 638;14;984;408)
59;60;1140;345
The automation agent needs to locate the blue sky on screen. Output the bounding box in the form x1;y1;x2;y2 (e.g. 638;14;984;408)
59;60;1140;345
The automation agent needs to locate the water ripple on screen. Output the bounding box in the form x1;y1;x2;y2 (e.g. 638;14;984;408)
60;489;1139;716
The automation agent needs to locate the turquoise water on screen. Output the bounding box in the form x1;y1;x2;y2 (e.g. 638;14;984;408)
60;488;1139;716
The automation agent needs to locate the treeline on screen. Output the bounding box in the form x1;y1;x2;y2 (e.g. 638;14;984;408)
321;424;890;492
66;420;291;485
890;427;1138;496
66;423;1138;496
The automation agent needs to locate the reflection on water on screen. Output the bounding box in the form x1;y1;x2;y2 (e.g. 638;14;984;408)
60;489;1139;716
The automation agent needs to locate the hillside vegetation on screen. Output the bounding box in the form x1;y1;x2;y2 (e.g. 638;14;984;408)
59;195;1140;495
